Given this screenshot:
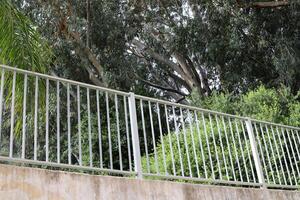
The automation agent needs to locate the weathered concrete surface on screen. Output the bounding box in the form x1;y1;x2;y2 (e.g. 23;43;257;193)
0;164;299;200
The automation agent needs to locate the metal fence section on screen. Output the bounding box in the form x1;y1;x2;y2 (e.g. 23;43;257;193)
134;95;260;187
250;120;300;189
0;64;299;189
0;64;135;176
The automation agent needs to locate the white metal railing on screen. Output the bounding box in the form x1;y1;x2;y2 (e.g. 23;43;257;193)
0;64;134;176
0;64;299;189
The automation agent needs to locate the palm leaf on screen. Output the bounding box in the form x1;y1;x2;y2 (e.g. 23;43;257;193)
0;0;52;136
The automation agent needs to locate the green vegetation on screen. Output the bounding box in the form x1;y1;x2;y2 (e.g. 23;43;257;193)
0;0;51;71
0;0;299;185
190;86;300;126
0;0;52;135
6;0;299;101
142;86;300;184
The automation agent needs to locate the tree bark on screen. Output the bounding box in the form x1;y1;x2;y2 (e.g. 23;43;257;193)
130;39;208;96
49;0;106;87
67;31;107;87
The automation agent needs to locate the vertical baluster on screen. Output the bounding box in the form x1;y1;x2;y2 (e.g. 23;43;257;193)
215;115;228;180
67;83;71;165
286;129;300;178
21;74;27;159
157;103;167;174
195;111;207;179
87;88;92;167
33;76;38;160
275;126;292;184
241;121;256;183
291;130;300;177
140;100;150;173
180;108;192;177
45;78;49;162
296;130;300;148
296;130;300;182
270;126;287;185
149;101;159;174
188;109;200;178
9;71;16;158
281;127;296;184
229;118;242;181
106;92;113;169
124;96;132;171
77;86;82;166
165;105;176;176
222;116;236;181
115;94;123;170
265;124;281;184
259;124;275;183
235;119;249;182
57;81;60;163
96;90;103;168
202;113;214;179
0;70;5;147
209;113;222;179
173;106;184;176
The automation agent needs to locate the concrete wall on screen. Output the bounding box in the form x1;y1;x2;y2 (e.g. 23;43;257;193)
0;164;299;200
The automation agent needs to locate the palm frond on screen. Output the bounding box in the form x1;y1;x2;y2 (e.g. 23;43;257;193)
0;0;52;136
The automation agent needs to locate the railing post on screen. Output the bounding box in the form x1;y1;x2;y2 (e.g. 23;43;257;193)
245;118;266;188
128;92;142;179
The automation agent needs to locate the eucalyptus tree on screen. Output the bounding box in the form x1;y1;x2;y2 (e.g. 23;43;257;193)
128;0;300;99
13;0;300;101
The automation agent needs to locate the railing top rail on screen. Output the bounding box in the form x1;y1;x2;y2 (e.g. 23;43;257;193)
250;118;300;131
1;64;299;131
0;64;130;97
135;94;300;131
135;94;248;120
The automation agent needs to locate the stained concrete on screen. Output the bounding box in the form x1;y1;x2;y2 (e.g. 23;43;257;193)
0;164;299;200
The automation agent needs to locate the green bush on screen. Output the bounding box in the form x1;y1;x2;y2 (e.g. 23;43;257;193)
142;86;300;185
142;119;256;182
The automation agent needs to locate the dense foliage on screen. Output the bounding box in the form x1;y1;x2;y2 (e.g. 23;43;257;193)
0;0;299;182
142;86;300;184
191;86;300;126
6;0;300;102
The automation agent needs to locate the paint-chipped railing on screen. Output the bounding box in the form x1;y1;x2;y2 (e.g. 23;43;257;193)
0;64;299;189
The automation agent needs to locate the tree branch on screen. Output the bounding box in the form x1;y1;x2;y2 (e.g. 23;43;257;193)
134;73;188;97
50;0;106;87
131;39;190;81
236;1;289;9
252;1;289;8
